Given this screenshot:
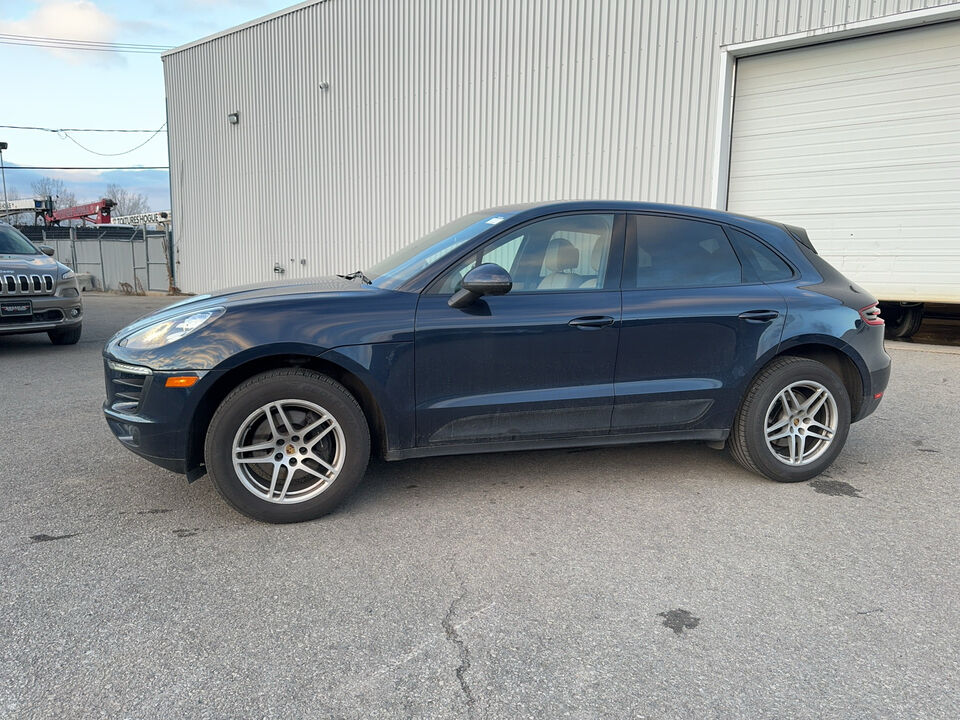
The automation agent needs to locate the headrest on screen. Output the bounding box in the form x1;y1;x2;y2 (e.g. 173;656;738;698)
544;237;579;272
591;237;606;271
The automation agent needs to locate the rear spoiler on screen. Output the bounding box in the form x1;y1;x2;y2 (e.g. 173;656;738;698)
782;223;817;254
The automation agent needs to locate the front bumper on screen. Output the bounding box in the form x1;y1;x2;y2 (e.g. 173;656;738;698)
102;356;211;476
0;293;82;335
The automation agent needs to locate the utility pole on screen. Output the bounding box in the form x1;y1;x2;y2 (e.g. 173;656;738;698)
0;142;8;213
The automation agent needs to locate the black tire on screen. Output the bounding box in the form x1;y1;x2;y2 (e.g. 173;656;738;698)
204;368;370;523
729;356;850;483
48;324;82;345
880;303;923;339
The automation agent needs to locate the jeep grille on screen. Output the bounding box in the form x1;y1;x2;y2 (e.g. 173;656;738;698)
1;274;55;296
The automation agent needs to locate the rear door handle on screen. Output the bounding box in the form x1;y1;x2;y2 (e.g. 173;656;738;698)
568;315;615;329
738;309;780;323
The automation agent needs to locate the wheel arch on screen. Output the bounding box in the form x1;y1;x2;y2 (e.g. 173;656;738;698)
753;337;866;420
186;353;389;479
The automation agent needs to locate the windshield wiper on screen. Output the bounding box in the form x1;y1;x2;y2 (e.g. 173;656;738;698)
338;270;372;284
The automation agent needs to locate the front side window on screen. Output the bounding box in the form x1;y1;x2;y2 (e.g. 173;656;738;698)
630;215;742;289
432;213;616;294
0;224;40;255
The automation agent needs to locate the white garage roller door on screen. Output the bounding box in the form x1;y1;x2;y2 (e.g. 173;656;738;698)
727;21;960;303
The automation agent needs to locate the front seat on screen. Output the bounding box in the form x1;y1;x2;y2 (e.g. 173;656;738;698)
537;237;583;290
578;236;607;288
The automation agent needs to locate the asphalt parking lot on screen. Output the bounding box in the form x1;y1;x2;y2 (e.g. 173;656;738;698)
2;294;958;719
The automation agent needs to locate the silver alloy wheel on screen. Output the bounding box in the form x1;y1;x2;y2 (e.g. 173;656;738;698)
231;399;345;504
763;380;838;466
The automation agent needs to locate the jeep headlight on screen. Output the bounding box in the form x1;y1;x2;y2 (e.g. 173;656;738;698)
60;269;76;280
123;307;225;349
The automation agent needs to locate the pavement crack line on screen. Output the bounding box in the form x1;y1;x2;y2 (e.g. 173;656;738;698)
442;587;478;718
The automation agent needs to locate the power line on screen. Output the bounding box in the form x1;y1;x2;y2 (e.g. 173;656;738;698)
61;124;167;156
1;166;169;171
0;124;167;133
0;124;167;157
0;40;166;55
0;33;172;54
0;33;171;50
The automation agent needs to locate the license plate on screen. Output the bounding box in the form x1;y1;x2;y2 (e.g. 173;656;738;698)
0;300;32;317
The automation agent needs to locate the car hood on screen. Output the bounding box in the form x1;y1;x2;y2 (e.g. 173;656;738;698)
0;253;61;274
104;273;416;370
112;275;372;337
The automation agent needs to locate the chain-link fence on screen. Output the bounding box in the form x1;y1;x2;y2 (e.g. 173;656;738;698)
17;225;175;293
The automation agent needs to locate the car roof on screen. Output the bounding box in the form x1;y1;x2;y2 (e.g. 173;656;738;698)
478;200;783;231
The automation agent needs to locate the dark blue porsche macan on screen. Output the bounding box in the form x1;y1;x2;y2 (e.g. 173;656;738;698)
103;201;890;523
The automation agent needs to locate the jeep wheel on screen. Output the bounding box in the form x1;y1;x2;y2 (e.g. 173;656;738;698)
48;324;82;345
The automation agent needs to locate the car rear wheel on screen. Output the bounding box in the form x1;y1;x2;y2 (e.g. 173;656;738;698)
729;356;850;483
205;368;370;523
48;324;81;345
880;302;923;339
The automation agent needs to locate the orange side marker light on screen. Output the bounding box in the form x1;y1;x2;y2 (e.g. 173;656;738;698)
165;376;199;388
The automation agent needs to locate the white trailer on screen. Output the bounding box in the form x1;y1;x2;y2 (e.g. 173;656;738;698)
0;197;52;223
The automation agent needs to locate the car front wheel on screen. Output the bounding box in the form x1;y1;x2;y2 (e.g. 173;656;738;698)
729;356;851;483
205;369;370;523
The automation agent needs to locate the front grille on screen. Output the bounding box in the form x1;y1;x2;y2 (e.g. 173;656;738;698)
0;309;65;325
1;274;55;296
107;366;151;413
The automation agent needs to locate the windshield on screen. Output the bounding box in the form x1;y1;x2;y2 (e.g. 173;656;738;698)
0;224;40;255
366;210;516;290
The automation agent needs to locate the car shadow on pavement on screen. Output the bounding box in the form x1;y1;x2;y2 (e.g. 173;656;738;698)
338;440;758;515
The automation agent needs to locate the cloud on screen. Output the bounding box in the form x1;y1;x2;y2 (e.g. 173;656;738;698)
0;1;122;65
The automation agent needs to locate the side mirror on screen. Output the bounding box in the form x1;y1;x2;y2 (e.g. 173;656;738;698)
39;245;55;257
448;263;512;308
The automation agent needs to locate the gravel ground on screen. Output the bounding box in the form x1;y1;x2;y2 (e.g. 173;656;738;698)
1;293;958;719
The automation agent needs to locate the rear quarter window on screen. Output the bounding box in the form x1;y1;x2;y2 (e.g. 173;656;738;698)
725;227;794;283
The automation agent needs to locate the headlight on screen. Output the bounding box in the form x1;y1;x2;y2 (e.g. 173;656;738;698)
60;269;76;280
122;307;225;350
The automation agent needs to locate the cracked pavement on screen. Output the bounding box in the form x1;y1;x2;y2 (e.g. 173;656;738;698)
1;294;959;719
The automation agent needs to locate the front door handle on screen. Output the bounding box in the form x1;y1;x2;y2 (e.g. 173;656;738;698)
738;309;780;323
568;315;615;329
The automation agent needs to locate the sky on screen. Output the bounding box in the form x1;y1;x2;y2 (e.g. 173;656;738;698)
0;0;294;211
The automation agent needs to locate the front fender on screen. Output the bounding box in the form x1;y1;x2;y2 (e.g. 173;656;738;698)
319;343;416;453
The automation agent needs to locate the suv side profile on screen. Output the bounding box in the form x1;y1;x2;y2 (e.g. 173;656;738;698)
102;201;890;523
0;222;83;345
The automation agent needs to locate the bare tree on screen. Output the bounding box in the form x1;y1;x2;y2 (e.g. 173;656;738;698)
30;177;77;210
105;183;150;217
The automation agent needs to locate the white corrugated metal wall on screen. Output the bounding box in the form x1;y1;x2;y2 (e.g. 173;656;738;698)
727;20;960;303
163;0;958;293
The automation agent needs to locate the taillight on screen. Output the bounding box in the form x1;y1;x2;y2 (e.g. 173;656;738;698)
859;303;884;326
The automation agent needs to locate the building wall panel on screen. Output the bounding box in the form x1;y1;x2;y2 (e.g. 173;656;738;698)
163;0;958;293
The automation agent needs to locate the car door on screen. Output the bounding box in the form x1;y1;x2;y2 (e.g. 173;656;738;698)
613;214;788;433
414;213;625;447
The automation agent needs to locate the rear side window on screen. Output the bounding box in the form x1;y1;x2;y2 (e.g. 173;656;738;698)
630;215;742;289
726;227;794;282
